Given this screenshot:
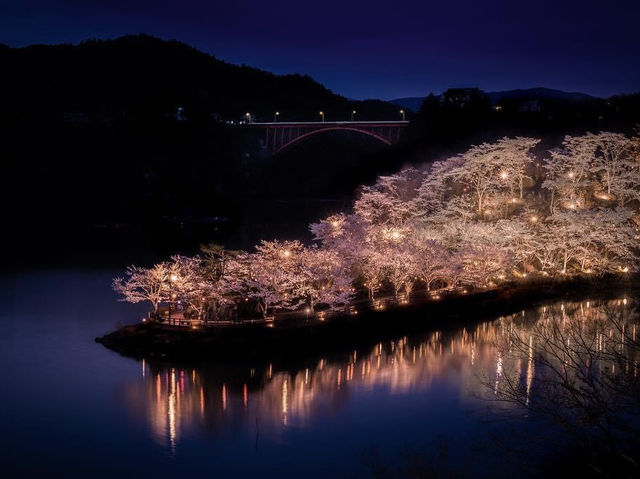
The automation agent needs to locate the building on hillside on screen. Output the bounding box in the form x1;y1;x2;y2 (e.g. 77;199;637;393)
440;88;489;110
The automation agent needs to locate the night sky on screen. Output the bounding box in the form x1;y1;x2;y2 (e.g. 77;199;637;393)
1;0;638;100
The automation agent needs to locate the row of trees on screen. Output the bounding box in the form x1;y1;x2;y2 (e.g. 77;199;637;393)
114;132;640;321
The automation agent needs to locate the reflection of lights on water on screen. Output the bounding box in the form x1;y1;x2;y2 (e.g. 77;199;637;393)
282;379;288;425
168;369;177;453
494;353;503;395
526;335;534;406
137;299;637;455
222;384;227;411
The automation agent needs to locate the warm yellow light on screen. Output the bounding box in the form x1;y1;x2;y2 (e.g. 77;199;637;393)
530;215;538;223
568;172;575;179
331;220;339;227
283;249;291;257
391;231;401;240
170;274;178;282
500;171;508;180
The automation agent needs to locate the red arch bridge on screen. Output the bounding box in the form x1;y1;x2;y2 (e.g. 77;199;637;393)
246;121;409;154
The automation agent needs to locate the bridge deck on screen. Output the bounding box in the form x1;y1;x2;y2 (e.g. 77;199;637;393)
248;121;409;127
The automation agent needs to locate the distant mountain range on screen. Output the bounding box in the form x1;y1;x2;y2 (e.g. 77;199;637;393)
391;88;598;112
1;35;611;123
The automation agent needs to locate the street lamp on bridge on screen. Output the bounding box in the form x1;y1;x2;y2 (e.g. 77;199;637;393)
274;111;280;123
400;109;405;121
351;110;356;121
319;111;325;122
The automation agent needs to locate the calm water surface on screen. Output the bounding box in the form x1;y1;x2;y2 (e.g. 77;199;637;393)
1;271;636;477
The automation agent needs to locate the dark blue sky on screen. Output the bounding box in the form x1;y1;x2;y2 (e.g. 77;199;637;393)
1;0;638;99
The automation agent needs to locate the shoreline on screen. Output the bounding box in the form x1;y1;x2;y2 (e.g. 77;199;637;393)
96;274;640;362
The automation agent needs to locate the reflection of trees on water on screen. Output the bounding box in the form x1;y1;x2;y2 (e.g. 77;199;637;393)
490;298;640;474
121;298;638;467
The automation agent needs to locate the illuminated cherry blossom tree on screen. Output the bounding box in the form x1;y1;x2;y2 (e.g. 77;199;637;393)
354;168;425;227
112;263;171;312
589;132;639;207
115;133;640;323
543;135;598;213
448;137;538;216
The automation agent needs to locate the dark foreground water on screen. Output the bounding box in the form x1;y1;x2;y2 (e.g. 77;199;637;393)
1;271;638;478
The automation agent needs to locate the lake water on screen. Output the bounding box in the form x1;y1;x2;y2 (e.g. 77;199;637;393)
1;270;637;477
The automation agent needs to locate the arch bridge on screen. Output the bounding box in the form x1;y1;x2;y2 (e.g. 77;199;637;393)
247;121;409;155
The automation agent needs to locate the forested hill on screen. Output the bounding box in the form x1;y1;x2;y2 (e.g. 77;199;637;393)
0;34;398;122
